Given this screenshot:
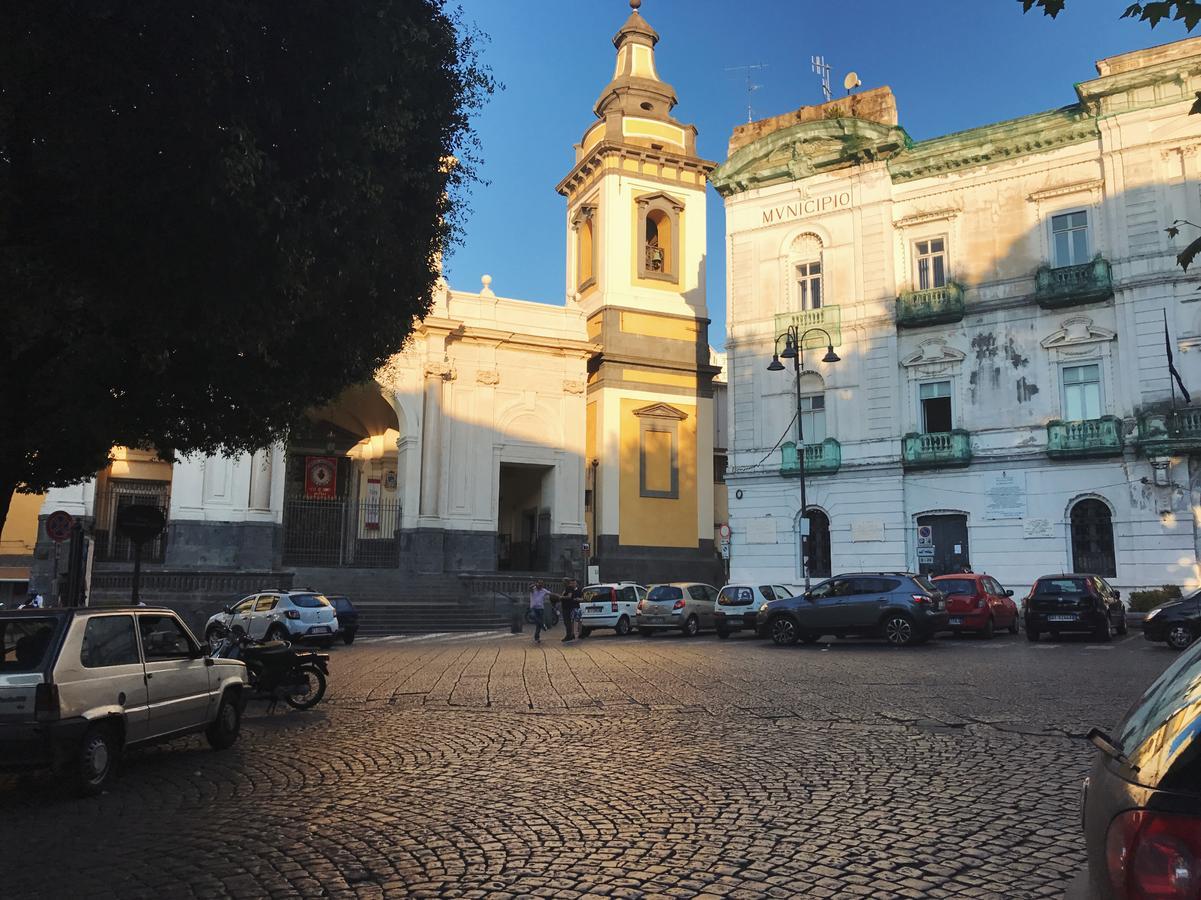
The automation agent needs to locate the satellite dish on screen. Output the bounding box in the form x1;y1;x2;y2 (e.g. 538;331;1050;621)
843;71;862;93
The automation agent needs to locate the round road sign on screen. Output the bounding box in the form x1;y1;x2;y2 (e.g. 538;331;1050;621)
45;510;74;543
718;523;732;539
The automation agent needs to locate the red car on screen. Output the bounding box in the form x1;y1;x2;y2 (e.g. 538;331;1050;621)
932;573;1020;638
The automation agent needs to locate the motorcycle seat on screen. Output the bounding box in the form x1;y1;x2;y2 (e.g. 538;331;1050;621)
245;640;292;656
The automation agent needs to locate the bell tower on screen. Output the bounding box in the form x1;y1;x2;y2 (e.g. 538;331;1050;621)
557;0;721;585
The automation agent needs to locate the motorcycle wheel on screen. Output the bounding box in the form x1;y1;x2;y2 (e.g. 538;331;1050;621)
283;663;327;710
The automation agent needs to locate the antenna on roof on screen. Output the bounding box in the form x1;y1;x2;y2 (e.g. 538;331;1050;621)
811;55;832;103
725;63;769;124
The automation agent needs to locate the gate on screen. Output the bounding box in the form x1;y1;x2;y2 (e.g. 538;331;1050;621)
282;498;401;567
916;513;970;576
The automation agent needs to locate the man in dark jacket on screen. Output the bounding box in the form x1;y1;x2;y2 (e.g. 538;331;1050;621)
557;579;583;643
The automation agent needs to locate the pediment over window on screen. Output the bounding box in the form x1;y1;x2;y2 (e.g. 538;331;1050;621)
1040;316;1116;350
635;191;684;212
633;403;688;421
901;339;966;368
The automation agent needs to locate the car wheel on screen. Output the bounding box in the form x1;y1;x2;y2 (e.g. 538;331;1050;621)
883;614;916;647
1116;612;1128;636
1026;627;1039;642
205;626;225;653
283;663;327;710
682;615;700;638
1008;616;1019;635
799;632;820;645
980;617;995;640
73;723;118;796
267;625;289;643
1095;616;1114;643
615;616;631;637
1167;624;1197;651
638;627;654;637
715;625;730;639
769;616;799;646
342;631;356;646
205;691;242;750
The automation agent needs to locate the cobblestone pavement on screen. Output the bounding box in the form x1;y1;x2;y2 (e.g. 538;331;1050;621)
0;628;1177;899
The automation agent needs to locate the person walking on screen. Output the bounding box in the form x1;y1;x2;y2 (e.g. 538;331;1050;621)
20;590;44;609
558;578;583;643
528;580;551;644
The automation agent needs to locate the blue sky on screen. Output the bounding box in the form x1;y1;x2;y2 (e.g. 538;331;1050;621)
444;1;1192;348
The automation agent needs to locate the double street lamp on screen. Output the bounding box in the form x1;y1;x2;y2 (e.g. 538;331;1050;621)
767;324;840;590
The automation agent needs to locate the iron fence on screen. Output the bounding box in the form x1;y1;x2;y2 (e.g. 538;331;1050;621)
282;498;401;568
93;482;170;563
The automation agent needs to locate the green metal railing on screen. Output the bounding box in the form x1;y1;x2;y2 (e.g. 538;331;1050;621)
773;305;842;349
1136;408;1201;455
901;430;972;469
895;283;965;328
1046;416;1123;459
780;438;842;476
1034;256;1113;309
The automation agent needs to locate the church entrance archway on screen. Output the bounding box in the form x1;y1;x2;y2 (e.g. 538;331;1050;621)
497;463;553;572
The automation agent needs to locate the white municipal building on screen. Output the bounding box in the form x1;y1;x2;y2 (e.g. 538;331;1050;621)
714;37;1201;594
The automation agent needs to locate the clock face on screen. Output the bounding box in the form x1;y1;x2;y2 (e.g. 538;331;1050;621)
310;461;334;486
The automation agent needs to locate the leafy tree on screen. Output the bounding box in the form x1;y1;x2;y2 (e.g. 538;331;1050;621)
1021;0;1201;30
0;1;493;532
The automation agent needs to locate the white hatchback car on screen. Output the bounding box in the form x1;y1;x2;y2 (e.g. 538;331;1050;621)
714;583;795;638
579;582;647;637
205;589;339;649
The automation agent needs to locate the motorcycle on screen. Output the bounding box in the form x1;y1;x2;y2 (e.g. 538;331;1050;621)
209;624;329;711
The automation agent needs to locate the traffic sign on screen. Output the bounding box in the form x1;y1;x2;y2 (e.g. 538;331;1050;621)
720;539;731;559
718;523;731;540
45;510;74;543
917;524;933;546
916;547;936;560
582;542;590;553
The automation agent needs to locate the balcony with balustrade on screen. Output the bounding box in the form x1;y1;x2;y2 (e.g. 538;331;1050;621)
1034;256;1113;310
895;283;965;329
773;305;842;349
901;430;972;469
780;438;841;477
1045;416;1124;459
1136;408;1201;456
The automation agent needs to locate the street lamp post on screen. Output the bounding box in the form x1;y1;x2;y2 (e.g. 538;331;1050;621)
767;324;840;591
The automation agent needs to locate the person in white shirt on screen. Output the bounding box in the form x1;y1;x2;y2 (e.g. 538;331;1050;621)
21;591;44;609
528;581;551;644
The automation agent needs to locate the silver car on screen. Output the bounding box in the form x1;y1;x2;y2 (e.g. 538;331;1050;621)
636;583;720;637
205;589;339;649
0;607;248;794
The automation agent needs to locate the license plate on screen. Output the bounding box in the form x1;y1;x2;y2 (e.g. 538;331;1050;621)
586;605;603;613
949;617;963;626
312;626;331;634
649;617;665;624
1047;615;1076;623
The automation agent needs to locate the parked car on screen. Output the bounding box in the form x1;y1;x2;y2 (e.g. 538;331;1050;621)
0;607;247;795
1078;638;1201;898
1024;574;1126;642
205;589;339;649
933;573;1019;638
714;583;794;638
636;583;720;637
1141;588;1201;651
324;595;360;645
756;573;948;647
579;582;646;637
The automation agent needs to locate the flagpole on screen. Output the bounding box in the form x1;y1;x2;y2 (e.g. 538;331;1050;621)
1165;308;1178;411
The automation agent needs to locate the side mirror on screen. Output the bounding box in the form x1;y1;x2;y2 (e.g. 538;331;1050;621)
1005;590;1014;597
223;606;234;615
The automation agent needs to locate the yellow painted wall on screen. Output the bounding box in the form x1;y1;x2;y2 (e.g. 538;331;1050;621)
586;401;598;463
1;491;46;555
620;368;696;389
618;311;698;342
618;398;697;548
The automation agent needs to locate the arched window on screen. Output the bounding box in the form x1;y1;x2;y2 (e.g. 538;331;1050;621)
573;205;596;291
636;193;683;283
803;509;832;578
788;233;824;313
1071;499;1115;577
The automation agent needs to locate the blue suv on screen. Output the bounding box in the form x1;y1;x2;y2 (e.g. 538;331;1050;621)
756;572;948;647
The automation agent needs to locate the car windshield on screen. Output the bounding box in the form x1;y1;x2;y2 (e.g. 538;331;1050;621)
581;589;609;604
936;578;976;596
648;586;683;602
289;593;328;608
0;617;59;673
1119;644;1201;788
1034;578;1087;595
911;575;940;594
718;587;754;605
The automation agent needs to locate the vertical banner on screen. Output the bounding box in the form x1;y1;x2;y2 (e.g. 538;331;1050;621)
304;456;338;499
365;477;381;531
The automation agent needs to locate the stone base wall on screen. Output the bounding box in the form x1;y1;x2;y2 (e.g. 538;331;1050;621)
400;528;583;577
166;520;279;570
594;536;725;588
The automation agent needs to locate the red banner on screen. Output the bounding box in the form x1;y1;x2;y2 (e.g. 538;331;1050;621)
304;456;338;499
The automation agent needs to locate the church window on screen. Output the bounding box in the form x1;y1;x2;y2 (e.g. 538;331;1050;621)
634;404;687;499
574;205;597;291
914;238;947;291
636;193;682;284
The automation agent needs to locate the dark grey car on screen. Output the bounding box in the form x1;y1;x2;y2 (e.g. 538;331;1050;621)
1077;638;1201;897
755;573;948;647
